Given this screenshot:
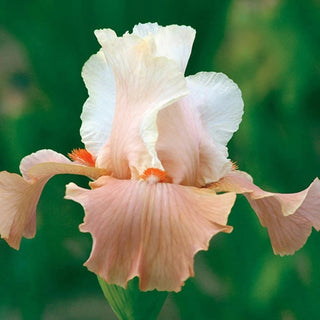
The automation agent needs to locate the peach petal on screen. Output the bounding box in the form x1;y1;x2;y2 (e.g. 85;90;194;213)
65;176;236;292
0;150;106;249
213;171;320;255
155;101;230;186
20;149;106;180
0;171;40;249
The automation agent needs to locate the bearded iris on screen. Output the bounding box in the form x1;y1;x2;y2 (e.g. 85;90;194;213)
0;23;319;293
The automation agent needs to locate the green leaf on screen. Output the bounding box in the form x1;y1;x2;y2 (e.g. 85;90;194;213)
98;277;168;320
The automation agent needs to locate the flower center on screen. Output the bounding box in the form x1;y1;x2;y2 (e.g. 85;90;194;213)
141;168;172;184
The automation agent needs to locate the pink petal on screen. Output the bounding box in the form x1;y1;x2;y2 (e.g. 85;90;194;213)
212;171;320;255
65;176;236;292
0;150;106;249
94;29;188;178
0;172;40;249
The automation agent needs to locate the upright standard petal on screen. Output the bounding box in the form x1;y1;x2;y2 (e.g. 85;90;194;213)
0;150;106;249
186;72;244;147
155;72;243;186
65;176;236;292
94;29;188;178
132;23;196;73
212;171;320;255
80;49;116;157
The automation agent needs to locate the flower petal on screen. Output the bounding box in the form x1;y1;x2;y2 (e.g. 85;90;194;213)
186;72;244;147
0;149;106;249
155;71;243;186
65;176;236;292
0;171;41;249
132;23;196;73
94;29;188;178
212;171;320;255
80;49;116;156
155;101;230;186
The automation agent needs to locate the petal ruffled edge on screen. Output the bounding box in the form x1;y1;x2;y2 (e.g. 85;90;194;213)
0;149;106;249
132;23;196;73
212;171;320;255
65;176;236;292
186;72;244;148
80;49;116;157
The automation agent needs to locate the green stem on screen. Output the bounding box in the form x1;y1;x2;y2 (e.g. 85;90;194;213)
98;277;168;320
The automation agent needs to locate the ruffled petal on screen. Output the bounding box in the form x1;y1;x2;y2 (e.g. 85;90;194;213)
0;150;106;249
132;23;196;73
212;171;320;255
65;176;236;292
80;49;116;156
94;29;188;178
155;71;243;186
0;171;41;249
187;72;244;147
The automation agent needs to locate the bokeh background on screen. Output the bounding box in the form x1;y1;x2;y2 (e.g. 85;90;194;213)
0;0;319;319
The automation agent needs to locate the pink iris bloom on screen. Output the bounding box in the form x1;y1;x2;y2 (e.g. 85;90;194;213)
0;23;319;292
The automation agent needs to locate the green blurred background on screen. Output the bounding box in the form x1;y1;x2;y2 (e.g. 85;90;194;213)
0;0;319;319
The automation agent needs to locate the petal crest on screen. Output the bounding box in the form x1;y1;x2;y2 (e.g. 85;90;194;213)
65;176;236;292
212;171;320;255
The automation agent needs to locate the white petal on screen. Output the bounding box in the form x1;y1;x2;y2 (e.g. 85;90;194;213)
133;23;196;73
132;22;160;37
80;50;116;156
186;72;244;147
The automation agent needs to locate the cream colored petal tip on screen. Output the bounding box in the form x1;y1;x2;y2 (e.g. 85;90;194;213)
65;176;236;292
132;23;196;72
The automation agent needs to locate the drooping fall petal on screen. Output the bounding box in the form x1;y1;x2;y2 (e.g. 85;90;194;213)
212;171;320;255
0;149;106;249
93;28;189;178
65;176;236;292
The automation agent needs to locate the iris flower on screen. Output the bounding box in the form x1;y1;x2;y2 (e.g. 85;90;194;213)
0;23;319;293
